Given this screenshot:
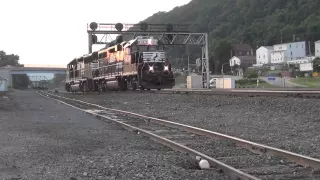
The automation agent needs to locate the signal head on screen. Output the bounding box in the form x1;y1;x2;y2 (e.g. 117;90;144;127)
115;23;123;32
166;23;173;32
140;22;148;31
90;22;98;31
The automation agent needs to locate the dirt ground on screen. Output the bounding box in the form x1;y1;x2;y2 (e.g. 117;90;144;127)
0;90;229;180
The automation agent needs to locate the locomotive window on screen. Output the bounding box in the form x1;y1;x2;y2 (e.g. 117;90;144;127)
149;45;157;51
138;46;147;52
126;48;131;54
138;45;157;52
103;52;107;58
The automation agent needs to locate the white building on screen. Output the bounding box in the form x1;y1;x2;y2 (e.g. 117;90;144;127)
315;40;320;57
229;56;256;67
286;56;316;65
256;46;273;64
229;56;241;67
271;41;306;64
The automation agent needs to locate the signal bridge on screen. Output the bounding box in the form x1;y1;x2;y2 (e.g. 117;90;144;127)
87;22;210;88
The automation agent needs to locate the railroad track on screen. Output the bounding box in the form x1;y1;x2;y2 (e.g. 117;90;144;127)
37;91;320;180
56;88;320;99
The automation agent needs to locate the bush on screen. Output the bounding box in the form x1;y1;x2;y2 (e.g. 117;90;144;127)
236;79;257;85
243;71;258;79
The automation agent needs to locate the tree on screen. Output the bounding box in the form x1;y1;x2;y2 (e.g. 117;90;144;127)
0;50;20;67
51;74;66;87
12;74;30;89
141;0;320;73
313;57;320;72
211;40;232;74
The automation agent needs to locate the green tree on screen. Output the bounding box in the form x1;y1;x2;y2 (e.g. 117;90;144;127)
51;74;66;87
12;74;30;89
313;57;320;72
0;50;21;67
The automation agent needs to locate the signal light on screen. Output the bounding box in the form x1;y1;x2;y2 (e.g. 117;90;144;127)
140;23;148;31
90;22;98;31
166;24;173;32
115;23;123;32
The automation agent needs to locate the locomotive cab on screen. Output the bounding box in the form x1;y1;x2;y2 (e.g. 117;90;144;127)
130;36;175;90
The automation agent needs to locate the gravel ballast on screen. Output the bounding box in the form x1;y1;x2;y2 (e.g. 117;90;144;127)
59;91;320;158
0;90;229;180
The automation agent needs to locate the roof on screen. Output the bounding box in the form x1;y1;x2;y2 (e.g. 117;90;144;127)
273;41;306;46
237;56;256;62
261;46;273;50
231;44;252;51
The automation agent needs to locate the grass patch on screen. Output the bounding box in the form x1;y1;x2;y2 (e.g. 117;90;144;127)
236;79;277;88
290;77;320;88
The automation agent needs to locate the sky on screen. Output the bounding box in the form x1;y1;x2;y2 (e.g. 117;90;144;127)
0;0;191;66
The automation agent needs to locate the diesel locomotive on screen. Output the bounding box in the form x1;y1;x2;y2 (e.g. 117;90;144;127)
65;35;175;92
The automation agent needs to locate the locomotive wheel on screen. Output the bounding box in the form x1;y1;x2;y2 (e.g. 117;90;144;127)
119;78;128;91
132;83;137;91
102;85;107;92
157;89;161;91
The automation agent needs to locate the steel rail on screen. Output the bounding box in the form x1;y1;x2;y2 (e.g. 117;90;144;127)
36;91;259;180
163;89;320;94
41;91;320;170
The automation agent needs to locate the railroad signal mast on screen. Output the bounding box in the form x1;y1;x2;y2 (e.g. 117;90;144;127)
86;22;210;88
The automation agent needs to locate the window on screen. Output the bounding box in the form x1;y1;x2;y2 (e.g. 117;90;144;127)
291;51;292;56
126;48;131;54
302;45;304;48
247;51;250;55
290;44;291;48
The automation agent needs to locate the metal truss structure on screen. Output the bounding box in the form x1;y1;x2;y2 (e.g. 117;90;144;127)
86;23;210;88
29;76;49;89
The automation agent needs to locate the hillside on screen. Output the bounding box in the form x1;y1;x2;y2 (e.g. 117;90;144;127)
141;0;320;72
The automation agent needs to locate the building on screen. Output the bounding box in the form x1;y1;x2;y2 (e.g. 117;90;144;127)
286;56;316;65
0;78;8;92
229;56;256;68
256;46;273;65
271;41;306;64
231;44;254;56
315;40;320;57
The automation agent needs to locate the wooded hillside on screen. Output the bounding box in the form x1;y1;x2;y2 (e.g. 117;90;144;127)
141;0;320;73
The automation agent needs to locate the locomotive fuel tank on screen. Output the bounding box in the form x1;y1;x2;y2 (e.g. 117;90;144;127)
70;84;81;92
106;80;120;90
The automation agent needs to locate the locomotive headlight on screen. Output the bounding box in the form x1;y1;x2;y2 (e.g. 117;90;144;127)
164;65;169;71
149;66;154;71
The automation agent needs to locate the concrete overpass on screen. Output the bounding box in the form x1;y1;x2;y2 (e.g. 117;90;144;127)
0;64;66;87
10;67;66;74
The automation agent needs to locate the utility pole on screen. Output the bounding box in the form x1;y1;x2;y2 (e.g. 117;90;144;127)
187;54;190;75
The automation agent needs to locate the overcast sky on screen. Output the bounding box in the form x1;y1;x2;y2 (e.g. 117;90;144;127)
0;0;191;66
